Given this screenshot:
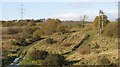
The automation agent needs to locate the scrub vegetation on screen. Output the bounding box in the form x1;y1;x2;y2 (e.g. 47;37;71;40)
1;17;119;67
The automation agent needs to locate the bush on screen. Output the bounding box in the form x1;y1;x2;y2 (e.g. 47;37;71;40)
17;38;27;46
79;46;91;55
30;50;48;60
42;53;68;66
45;38;54;44
2;34;20;39
33;35;41;42
63;43;72;47
2;21;28;27
2;56;16;67
27;20;36;26
103;22;119;38
91;42;100;49
10;40;19;45
19;27;39;38
33;29;42;37
11;38;28;46
96;55;110;65
93;15;110;30
10;35;41;46
33;19;66;36
19;31;30;38
3;28;20;35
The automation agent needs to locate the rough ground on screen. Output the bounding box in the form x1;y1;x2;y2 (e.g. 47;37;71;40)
24;27;118;65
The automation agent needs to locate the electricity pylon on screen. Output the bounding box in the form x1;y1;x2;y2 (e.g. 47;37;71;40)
20;4;25;20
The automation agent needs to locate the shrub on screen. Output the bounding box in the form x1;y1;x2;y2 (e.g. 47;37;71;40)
2;35;19;39
10;35;41;46
30;50;48;60
93;15;110;30
11;38;28;46
96;55;110;65
56;24;66;32
42;53;68;66
19;27;39;38
17;38;27;46
3;28;20;35
91;42;100;49
33;35;41;42
63;43;72;47
2;21;13;27
27;20;36;26
26;38;33;44
33;29;43;37
45;38;54;44
103;22;119;38
33;19;66;36
116;17;120;22
2;56;16;67
10;40;18;45
41;19;62;35
79;46;91;55
19;31;30;38
78;22;83;27
2;21;28;27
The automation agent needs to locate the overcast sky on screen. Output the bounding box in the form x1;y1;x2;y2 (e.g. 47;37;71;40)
0;0;119;2
0;0;119;21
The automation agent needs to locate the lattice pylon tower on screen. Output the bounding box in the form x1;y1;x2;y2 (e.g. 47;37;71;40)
20;4;24;20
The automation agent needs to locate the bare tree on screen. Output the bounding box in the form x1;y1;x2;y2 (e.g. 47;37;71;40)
80;15;88;27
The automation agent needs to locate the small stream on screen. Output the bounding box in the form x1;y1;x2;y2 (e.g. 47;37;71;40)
16;56;26;65
7;51;27;67
7;38;45;67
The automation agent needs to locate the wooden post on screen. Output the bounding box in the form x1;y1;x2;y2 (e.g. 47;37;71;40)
98;10;104;35
98;10;100;35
